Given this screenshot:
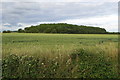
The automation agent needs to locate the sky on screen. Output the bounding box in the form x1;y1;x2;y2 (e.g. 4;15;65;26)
0;0;119;32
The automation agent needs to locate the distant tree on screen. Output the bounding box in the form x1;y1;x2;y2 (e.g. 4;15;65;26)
51;29;57;33
17;23;107;34
7;30;11;33
3;31;7;33
3;30;11;33
18;29;24;33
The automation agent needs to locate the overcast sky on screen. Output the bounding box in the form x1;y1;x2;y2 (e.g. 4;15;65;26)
1;0;119;32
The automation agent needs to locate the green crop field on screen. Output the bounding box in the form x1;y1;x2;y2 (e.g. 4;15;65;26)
2;33;119;78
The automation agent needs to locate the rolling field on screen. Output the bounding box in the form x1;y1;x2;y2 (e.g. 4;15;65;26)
2;33;119;78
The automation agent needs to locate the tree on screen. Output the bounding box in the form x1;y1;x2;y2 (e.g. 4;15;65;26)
18;29;24;33
51;29;57;33
3;30;11;33
17;23;107;34
3;31;7;33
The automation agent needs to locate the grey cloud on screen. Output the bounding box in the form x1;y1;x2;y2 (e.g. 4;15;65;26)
1;2;118;31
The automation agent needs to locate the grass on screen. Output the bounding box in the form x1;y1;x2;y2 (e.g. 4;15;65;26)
2;33;119;78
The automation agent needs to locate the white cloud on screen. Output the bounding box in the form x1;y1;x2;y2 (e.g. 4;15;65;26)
58;14;118;32
2;14;118;32
36;14;118;32
3;23;11;26
2;23;39;31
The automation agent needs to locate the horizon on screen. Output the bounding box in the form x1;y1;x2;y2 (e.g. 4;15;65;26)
1;22;119;33
1;23;119;33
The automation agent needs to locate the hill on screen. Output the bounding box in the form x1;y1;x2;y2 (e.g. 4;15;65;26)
18;23;107;34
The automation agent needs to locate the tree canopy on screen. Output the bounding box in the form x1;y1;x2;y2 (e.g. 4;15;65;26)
18;23;107;34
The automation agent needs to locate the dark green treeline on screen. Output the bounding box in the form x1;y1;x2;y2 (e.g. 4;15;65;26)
18;23;107;34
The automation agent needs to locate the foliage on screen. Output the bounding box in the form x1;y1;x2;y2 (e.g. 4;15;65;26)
18;29;25;33
18;23;107;34
2;33;119;79
2;48;118;78
3;30;11;33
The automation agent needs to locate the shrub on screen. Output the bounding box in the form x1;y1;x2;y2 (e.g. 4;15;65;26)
2;48;119;78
